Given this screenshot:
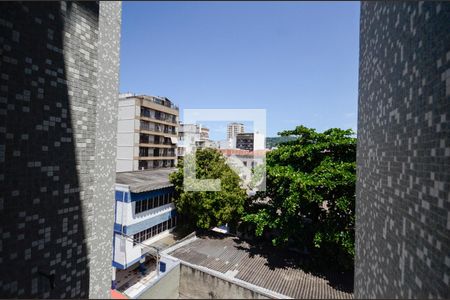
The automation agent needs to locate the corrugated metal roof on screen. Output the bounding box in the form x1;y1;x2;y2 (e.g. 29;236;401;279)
115;168;177;193
169;233;353;299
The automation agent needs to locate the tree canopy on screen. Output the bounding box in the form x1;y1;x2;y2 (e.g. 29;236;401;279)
243;126;356;270
170;148;247;230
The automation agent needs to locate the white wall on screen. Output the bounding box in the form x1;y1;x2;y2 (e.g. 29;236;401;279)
116;99;138;172
116;159;134;173
253;133;265;150
114;229;176;268
114;233;127;266
117;120;135;133
116;146;134;158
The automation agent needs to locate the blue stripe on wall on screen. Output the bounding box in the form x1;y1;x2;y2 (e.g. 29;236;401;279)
114;223;123;233
115;190;124;201
115;190;130;202
115;187;174;203
112;260;125;269
129;187;174;202
113;253;148;270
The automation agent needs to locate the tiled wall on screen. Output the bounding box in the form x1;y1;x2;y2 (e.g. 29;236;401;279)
0;2;121;298
356;2;450;298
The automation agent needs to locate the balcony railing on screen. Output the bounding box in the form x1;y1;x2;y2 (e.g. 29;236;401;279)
138;152;176;158
141;109;177;124
140;121;176;134
139;139;173;145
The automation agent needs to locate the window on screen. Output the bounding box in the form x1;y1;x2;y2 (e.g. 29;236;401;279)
133;216;178;246
149;197;154;209
138;160;148;170
142;200;148;211
140;134;149;144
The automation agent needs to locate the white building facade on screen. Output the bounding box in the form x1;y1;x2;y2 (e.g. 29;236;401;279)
112;169;178;290
177;123;212;158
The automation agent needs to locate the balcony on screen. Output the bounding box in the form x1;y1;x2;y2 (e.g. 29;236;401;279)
139;143;174;149
140;121;177;136
140;108;177;125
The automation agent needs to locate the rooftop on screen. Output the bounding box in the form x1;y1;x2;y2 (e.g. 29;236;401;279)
115;168;177;193
119;93;179;110
167;232;353;299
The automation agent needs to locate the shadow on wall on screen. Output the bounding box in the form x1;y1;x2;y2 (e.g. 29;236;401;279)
0;2;98;298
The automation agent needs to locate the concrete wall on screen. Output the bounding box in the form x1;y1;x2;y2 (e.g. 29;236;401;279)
0;2;121;298
137;263;180;299
114;229;176;270
356;2;450;299
116;98;137;172
178;264;269;299
90;2;122;297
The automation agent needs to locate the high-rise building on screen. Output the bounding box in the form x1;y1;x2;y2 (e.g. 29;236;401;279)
236;132;266;151
200;126;210;141
0;2;121;298
236;133;254;151
356;2;450;298
227;122;244;140
116;94;179;172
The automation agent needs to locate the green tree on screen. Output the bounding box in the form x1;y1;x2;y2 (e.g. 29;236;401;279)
243;126;356;271
170;148;247;231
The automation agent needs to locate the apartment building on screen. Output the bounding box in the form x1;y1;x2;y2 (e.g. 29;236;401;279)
116;94;179;172
236;132;266;151
236;133;254;151
112;168;177;296
177;123;212;159
227;122;244;140
200;126;210;140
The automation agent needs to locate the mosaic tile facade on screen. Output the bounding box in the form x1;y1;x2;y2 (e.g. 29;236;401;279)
356;2;450;298
0;2;121;298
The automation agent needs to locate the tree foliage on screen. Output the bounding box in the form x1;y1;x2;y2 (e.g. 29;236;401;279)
170;148;247;230
243;126;356;270
266;136;297;149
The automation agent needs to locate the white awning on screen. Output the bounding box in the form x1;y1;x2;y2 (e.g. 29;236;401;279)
170;137;178;144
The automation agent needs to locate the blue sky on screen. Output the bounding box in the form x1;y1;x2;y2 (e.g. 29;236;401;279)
120;2;360;140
